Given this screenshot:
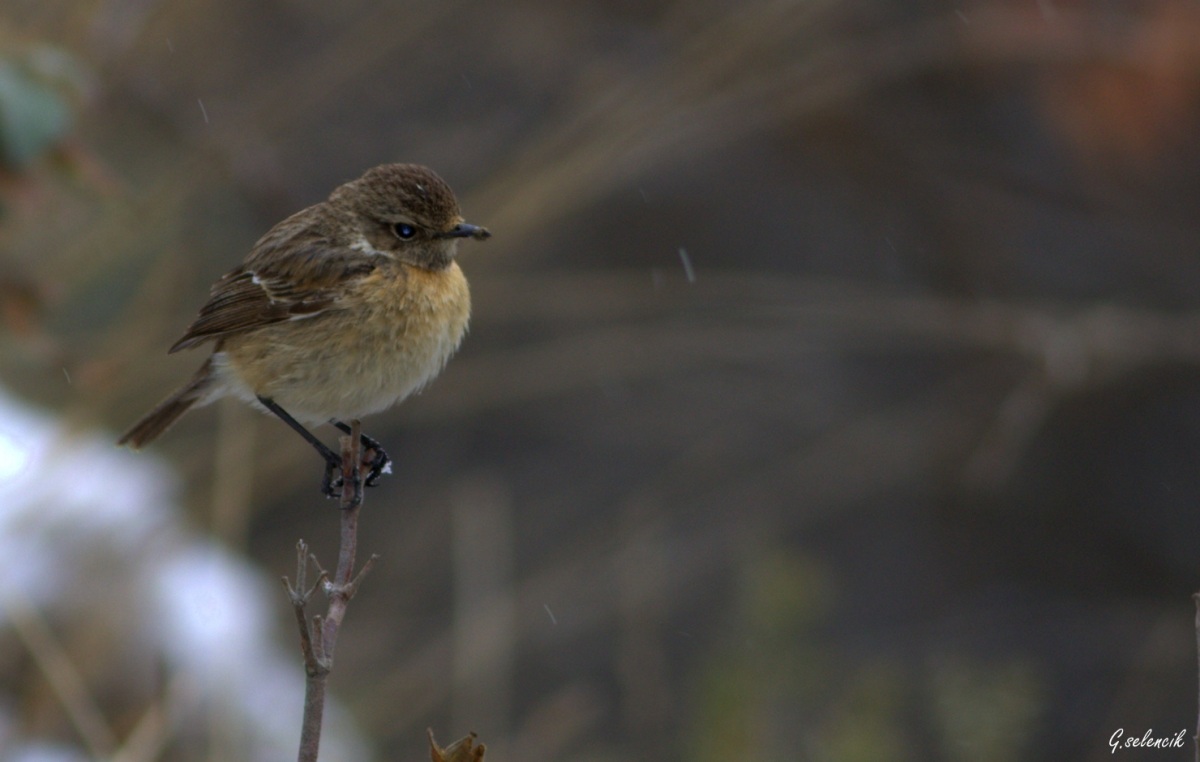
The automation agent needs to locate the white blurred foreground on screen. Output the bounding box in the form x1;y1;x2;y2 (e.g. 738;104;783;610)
0;387;369;762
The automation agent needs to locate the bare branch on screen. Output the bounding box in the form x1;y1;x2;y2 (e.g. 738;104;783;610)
292;419;378;762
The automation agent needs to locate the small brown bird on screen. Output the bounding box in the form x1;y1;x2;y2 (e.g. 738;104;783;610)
118;163;490;495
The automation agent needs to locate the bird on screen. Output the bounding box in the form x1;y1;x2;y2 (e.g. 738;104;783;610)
118;163;490;496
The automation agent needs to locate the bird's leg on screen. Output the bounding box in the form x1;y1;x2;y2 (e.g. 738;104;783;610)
256;396;343;497
331;420;391;487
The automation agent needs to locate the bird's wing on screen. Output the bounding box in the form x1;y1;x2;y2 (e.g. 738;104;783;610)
168;242;378;353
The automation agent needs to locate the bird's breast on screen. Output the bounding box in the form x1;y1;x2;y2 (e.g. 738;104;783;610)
358;261;471;383
221;261;470;422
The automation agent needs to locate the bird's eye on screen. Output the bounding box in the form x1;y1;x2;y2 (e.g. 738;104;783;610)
393;223;417;240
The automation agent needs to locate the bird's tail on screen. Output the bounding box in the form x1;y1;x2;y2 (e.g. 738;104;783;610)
117;358;216;449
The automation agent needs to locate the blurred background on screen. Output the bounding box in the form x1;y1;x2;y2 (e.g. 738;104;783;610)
1;0;1199;759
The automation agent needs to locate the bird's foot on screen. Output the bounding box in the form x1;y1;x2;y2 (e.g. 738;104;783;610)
330;422;392;489
321;454;345;499
360;434;391;488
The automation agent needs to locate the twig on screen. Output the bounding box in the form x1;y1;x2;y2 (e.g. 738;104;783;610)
281;420;379;762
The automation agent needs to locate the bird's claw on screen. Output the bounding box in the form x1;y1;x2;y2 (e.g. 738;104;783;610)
321;458;344;499
319;442;390;498
363;444;391;488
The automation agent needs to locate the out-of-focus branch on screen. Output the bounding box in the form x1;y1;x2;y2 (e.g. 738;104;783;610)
0;584;117;758
403;273;1200;425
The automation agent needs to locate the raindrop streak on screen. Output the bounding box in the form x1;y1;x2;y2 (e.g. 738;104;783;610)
62;367;71;384
197;98;209;124
544;604;557;625
166;38;174;53
678;247;695;284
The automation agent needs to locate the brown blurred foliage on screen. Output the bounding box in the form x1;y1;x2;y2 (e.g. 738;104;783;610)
3;0;1200;760
429;729;485;762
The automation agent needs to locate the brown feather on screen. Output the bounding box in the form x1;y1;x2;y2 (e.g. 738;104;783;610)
168;238;378;353
117;358;216;447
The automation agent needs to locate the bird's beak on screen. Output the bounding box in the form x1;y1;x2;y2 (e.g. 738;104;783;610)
440;223;491;240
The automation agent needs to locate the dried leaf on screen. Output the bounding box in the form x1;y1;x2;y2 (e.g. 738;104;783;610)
428;728;485;762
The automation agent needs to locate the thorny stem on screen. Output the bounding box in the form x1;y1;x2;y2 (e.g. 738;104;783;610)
282;420;380;762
